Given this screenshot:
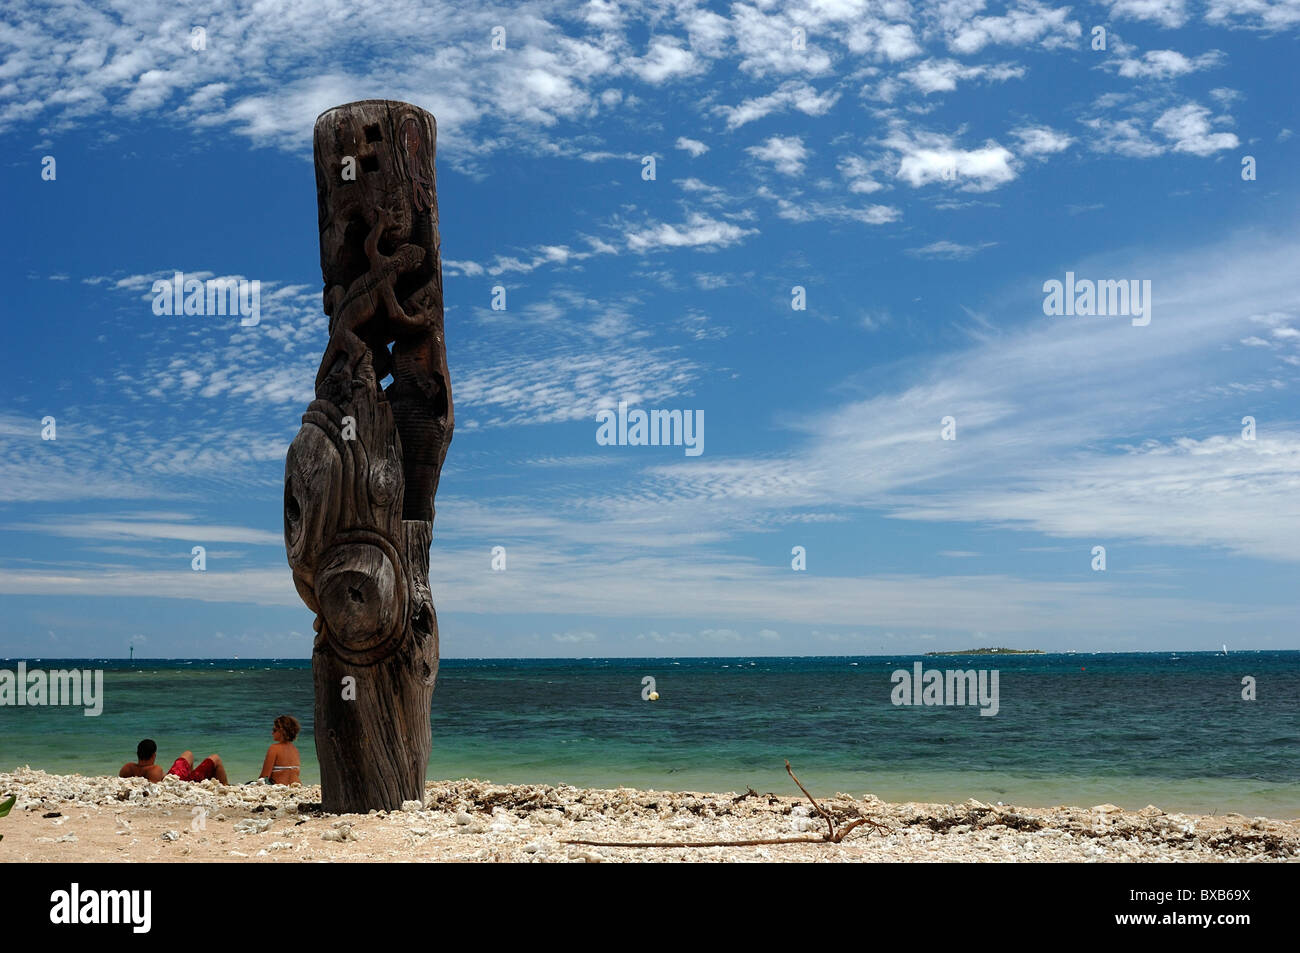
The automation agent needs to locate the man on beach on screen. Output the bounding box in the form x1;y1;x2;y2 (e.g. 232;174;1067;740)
118;739;165;782
118;739;229;785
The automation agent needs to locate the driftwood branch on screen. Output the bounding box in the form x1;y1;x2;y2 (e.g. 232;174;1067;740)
560;835;851;848
784;758;836;840
562;761;889;849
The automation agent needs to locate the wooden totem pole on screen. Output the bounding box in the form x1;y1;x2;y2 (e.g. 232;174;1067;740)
284;101;453;813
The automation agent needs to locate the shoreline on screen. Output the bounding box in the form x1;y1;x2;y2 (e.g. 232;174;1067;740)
2;768;1296;863
7;756;1298;819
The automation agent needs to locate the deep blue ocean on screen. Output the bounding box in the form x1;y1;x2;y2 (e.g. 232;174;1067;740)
2;652;1297;816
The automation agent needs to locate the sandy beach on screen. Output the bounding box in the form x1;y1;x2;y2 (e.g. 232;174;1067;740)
1;767;1296;863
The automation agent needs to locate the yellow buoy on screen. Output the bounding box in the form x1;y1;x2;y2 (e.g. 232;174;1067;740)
648;691;660;701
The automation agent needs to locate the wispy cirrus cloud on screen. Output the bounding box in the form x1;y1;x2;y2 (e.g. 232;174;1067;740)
906;240;998;259
899;58;1025;95
0;552;1286;642
624;230;1300;561
622;211;757;252
714;80;840;130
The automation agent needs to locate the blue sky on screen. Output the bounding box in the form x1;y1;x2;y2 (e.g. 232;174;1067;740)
1;0;1298;658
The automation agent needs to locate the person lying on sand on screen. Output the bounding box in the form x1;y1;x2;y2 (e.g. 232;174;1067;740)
166;750;229;785
257;715;301;785
118;739;165;782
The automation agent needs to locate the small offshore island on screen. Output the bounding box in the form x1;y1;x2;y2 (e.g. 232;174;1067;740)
923;648;1044;656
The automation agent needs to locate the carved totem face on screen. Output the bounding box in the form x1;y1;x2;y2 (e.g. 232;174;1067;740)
284;399;408;665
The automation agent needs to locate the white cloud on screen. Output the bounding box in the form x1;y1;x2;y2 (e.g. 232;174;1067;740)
845;19;923;60
445;236;618;279
746;135;809;175
1108;0;1190;28
730;4;835;76
624;212;757;252
714;80;839;130
886;127;1018;191
1153;103;1240;155
838;155;886;194
584;0;624;31
626;37;702;83
1205;0;1300;30
1114;49;1224;79
5;515;282;545
940;2;1082;54
443;259;486;278
676;177;728;201
906;240;998;259
458;343;704;428
1080;116;1164;158
756;186;901;225
901;59;1025;95
675;136;708;157
1012;125;1074;156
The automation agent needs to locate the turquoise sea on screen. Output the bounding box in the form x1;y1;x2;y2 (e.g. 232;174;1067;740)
1;653;1297;817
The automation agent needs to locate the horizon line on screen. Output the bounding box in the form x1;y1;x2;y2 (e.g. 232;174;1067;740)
0;649;1286;662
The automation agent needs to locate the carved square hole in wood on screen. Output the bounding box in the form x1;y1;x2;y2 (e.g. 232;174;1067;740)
364;123;382;142
360;153;379;173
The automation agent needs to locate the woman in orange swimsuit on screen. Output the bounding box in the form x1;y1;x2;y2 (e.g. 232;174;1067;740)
257;714;302;785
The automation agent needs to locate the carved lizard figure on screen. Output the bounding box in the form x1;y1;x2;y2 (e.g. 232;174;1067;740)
315;206;428;393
